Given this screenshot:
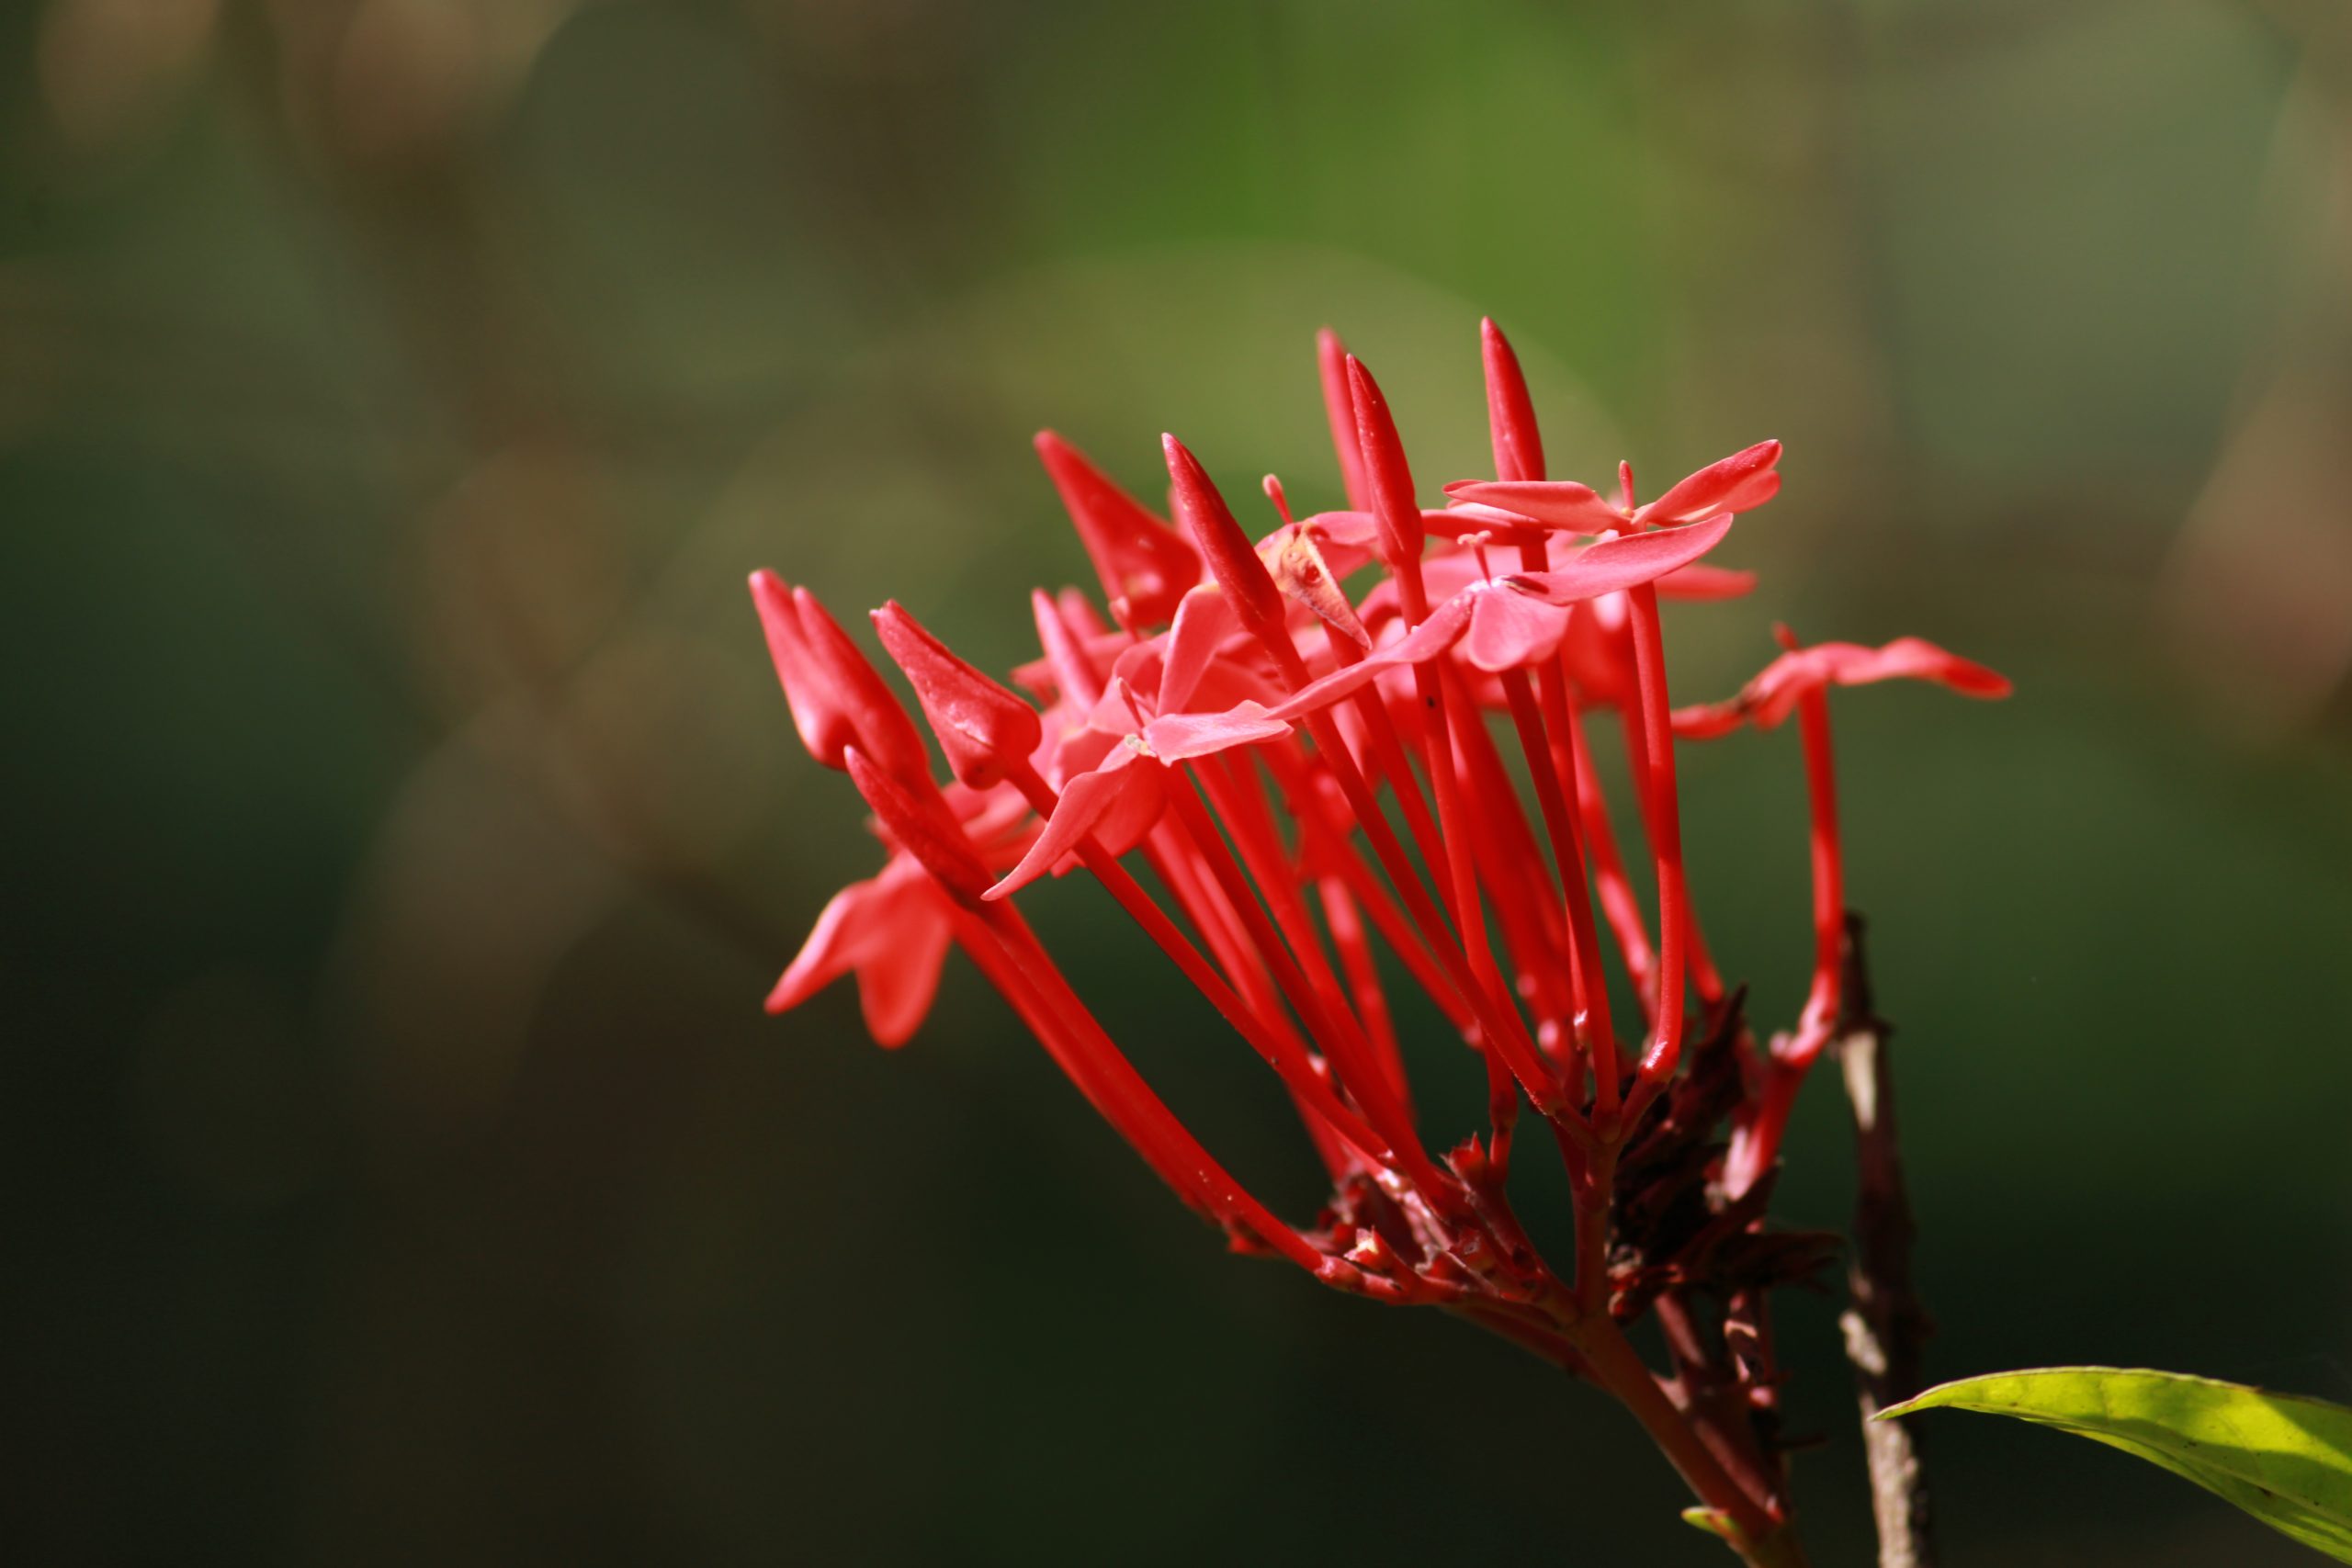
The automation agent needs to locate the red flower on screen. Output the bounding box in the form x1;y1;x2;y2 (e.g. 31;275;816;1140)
1675;635;2012;739
749;317;2007;1556
1679;627;2011;1199
1443;439;1784;536
765;855;952;1046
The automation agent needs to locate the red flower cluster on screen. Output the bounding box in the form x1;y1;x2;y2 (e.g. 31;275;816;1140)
752;319;2006;1559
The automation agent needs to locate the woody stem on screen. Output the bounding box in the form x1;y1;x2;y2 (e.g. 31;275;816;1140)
1837;915;1936;1568
1574;1315;1805;1567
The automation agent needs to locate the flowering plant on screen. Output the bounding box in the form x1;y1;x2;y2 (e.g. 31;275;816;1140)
752;318;2007;1565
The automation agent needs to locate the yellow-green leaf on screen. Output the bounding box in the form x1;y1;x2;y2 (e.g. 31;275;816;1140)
1881;1366;2352;1562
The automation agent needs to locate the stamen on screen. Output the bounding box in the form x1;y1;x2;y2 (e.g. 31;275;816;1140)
1263;473;1295;525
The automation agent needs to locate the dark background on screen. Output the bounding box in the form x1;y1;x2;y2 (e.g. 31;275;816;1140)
5;1;2350;1562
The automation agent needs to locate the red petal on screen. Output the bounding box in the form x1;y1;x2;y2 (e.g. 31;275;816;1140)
1657;562;1758;601
1089;761;1166;858
1414;550;1488;603
1051;721;1121;785
1669;701;1747;741
1029;587;1105;710
1035;431;1202;629
1296;509;1383;550
1439;501;1553;539
1441;479;1623;534
1560;602;1634;708
1084;673;1150;739
1871;637;2012;700
1510;515;1736;605
873;602;1044;789
1142;701;1293;761
1481;318;1546;482
1638;439;1782;525
1159;585;1239;712
1740;637;2014;729
985;749;1142;899
1264;592;1476;721
855;886;954;1046
1184;648;1285;714
1419;508;1544;549
1105;638;1164;705
1459;586;1573;672
765;878;875;1014
1057;587;1109;638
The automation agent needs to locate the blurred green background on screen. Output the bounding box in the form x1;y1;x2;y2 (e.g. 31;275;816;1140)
5;1;2350;1562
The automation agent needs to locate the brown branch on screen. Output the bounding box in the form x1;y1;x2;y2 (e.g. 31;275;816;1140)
1834;913;1935;1568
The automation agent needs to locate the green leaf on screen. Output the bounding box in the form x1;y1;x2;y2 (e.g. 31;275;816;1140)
1679;1506;1738;1544
1679;1506;1806;1566
1880;1366;2352;1562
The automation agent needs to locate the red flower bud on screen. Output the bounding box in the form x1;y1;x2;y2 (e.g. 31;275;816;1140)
1034;431;1202;631
1344;355;1424;581
1162;434;1294;665
749;570;856;769
872;601;1045;789
1316;327;1370;510
789;586;933;787
1480;318;1545;484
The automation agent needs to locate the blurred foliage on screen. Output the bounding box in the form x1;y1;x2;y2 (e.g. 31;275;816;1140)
2;1;2349;1564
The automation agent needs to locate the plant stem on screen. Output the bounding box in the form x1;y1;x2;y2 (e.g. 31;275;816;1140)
1835;914;1935;1568
1573;1316;1805;1566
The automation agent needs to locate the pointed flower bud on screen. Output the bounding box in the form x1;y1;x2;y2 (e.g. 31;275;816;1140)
750;570;857;768
1480;319;1545;483
1035;431;1202;630
1023;586;1102;713
1162;434;1295;664
873;601;1045;788
789;586;934;787
1345;355;1424;580
1317;328;1371;510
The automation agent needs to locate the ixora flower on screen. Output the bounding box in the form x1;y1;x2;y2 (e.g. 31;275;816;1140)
750;318;2009;1566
